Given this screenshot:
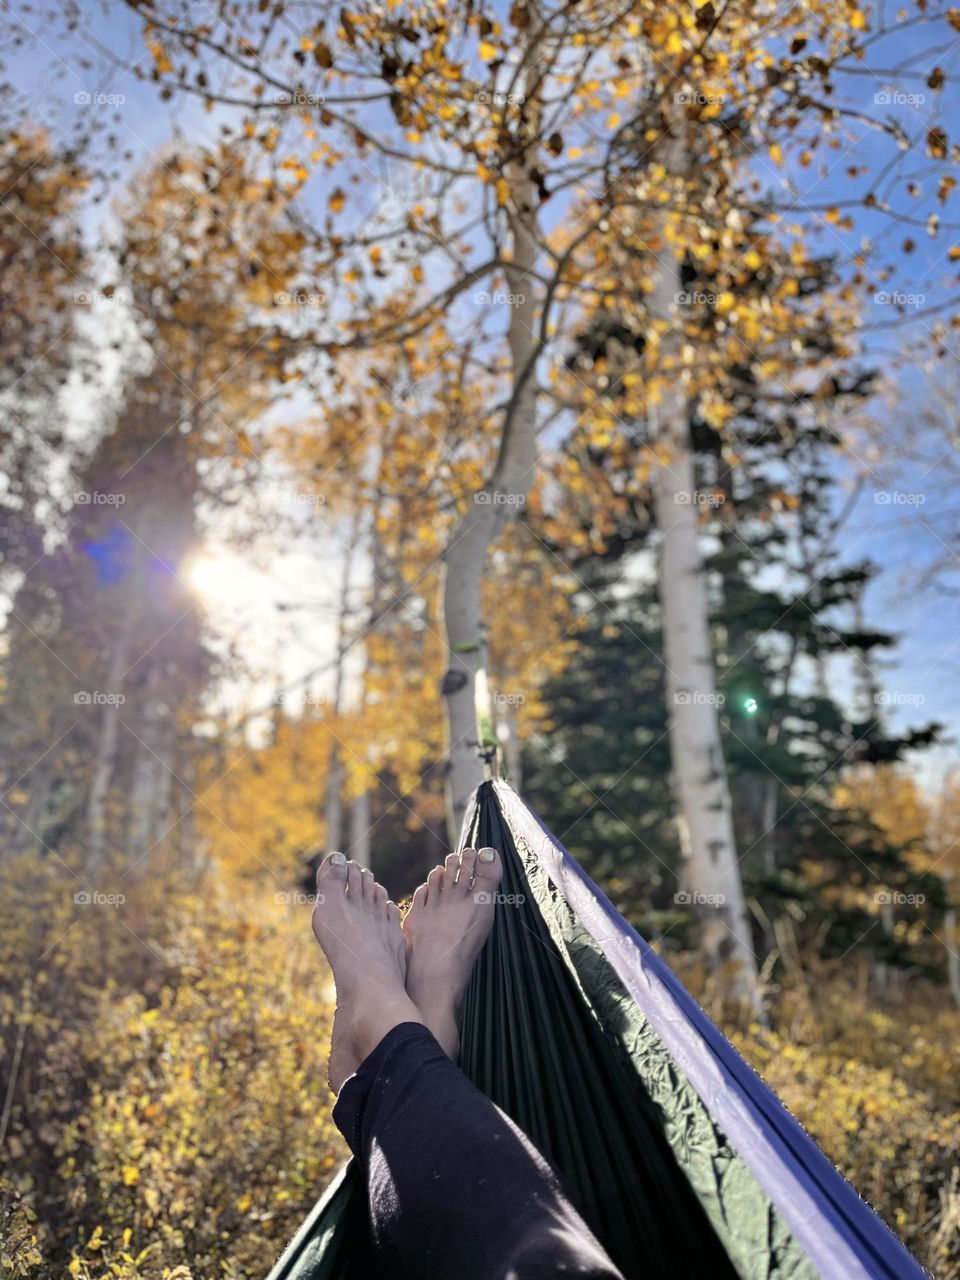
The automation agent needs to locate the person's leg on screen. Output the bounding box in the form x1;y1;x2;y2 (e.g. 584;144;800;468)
333;1020;625;1280
311;848;624;1280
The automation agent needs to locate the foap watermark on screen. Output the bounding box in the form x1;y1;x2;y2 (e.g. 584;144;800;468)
674;891;727;907
74;90;126;107
674;490;725;507
475;490;526;507
674;690;725;707
74;691;125;706
74;290;116;307
675;290;721;307
74;890;125;907
274;891;325;906
276;90;326;107
475;90;525;106
475;291;526;306
873;490;925;506
474;890;525;906
874;691;926;707
493;691;525;708
275;290;327;307
674;90;725;107
874;90;925;107
276;690;327;708
875;891;925;907
74;490;125;506
278;490;326;509
873;290;925;308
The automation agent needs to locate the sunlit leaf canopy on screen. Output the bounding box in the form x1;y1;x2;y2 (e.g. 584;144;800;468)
94;0;955;594
120;0;959;368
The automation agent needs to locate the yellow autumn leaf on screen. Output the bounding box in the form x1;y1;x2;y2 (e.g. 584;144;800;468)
769;143;784;166
147;40;172;75
122;1165;140;1185
479;41;498;61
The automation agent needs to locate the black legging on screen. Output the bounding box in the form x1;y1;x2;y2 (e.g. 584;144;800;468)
332;1021;625;1280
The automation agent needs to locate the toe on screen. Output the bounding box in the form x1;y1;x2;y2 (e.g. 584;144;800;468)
373;882;388;910
425;865;444;901
474;847;502;894
443;851;460;889
458;846;479;892
317;852;348;893
386;901;401;928
346;861;363;896
360;867;376;900
409;882;428;914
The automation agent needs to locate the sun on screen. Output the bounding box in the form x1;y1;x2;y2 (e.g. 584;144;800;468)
182;547;255;611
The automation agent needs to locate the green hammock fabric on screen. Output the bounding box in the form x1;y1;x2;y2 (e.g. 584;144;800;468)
267;780;817;1280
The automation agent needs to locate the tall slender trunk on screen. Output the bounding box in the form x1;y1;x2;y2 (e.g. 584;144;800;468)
496;701;523;791
324;750;345;852
945;903;960;1008
646;146;759;1001
84;604;136;882
127;664;176;867
442;163;539;841
13;767;52;854
324;521;359;851
348;788;371;868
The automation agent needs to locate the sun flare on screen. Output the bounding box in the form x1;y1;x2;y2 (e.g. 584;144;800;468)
183;547;255;611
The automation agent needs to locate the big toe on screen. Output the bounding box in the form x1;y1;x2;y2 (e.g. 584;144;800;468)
474;846;502;898
316;851;348;896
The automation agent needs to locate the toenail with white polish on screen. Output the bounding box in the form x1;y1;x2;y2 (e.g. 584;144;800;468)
330;852;347;865
478;848;496;862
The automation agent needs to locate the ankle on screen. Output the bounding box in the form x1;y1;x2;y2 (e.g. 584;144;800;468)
352;997;425;1066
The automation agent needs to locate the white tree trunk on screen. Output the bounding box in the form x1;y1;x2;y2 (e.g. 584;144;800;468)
324;520;358;852
442;165;540;841
646;177;759;1001
84;607;135;881
945;907;960;1008
496;701;523;791
14;767;52;854
128;664;175;865
348;787;372;868
324;745;345;851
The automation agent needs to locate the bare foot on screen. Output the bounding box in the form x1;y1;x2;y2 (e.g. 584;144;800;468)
311;853;424;1093
402;846;503;1060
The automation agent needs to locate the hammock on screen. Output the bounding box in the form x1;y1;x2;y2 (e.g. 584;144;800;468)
267;778;924;1280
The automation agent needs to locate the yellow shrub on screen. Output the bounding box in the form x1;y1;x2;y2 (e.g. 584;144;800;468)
3;857;957;1279
0;861;343;1278
675;957;960;1279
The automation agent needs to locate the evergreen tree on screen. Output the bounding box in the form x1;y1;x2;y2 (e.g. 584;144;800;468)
524;291;947;970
